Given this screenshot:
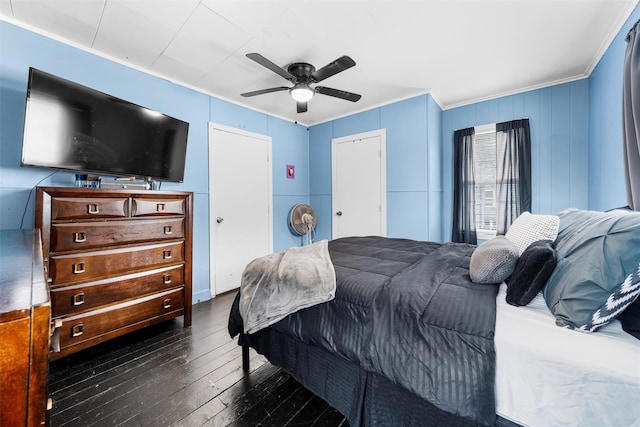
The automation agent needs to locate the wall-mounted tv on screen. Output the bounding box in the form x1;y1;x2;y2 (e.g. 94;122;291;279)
21;68;189;183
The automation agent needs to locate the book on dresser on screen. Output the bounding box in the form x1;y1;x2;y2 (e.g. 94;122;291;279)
35;186;193;360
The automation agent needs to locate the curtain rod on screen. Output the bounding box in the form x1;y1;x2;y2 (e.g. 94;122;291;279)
453;117;529;134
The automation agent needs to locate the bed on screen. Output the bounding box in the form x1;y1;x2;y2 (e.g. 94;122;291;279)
228;208;640;427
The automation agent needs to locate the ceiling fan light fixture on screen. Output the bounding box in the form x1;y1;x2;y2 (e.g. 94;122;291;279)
290;83;314;103
243;53;361;112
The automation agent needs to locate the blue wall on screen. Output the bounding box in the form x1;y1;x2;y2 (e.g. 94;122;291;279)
0;20;309;303
308;2;639;244
308;94;444;243
1;3;638;300
589;5;640;211
442;80;590;241
440;3;640;239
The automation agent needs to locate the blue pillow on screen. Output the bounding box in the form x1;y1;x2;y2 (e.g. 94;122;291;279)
543;209;640;331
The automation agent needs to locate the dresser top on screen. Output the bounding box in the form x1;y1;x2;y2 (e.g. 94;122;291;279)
0;229;49;321
37;186;193;197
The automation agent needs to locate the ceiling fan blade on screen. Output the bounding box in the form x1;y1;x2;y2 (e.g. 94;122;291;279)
297;102;308;114
246;53;294;81
315;86;361;102
312;55;356;82
241;87;290;97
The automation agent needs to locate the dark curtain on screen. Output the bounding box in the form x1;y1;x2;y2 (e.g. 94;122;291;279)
452;127;477;244
623;19;640;211
495;119;531;234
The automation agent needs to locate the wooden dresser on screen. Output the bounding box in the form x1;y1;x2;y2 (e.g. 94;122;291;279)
35;186;193;360
0;229;50;427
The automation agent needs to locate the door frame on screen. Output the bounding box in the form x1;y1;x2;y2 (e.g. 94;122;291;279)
208;122;273;297
331;128;387;238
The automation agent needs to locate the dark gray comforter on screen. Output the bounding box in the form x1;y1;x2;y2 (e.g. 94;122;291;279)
229;236;499;425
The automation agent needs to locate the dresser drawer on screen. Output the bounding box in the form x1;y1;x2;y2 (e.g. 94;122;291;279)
132;198;185;216
51;197;128;220
50;218;185;252
50;265;184;316
54;288;184;354
49;241;184;285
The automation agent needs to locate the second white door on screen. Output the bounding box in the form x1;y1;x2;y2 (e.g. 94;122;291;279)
209;123;272;296
332;129;386;239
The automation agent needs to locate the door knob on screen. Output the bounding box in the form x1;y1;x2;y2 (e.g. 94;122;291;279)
336;211;342;216
216;217;224;223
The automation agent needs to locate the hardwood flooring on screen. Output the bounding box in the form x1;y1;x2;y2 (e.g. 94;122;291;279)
47;291;349;427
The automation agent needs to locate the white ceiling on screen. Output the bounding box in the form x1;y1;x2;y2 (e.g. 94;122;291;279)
1;0;638;126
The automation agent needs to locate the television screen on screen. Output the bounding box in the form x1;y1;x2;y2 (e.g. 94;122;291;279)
21;68;189;182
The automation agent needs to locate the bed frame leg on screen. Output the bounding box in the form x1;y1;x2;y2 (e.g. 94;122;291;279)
242;345;250;373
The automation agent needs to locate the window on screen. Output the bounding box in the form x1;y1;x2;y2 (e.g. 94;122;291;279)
473;124;497;240
452;118;530;244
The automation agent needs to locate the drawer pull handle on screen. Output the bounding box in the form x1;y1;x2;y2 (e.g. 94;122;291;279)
72;292;85;306
164;226;172;235
163;250;172;260
163;274;172;285
157;203;166;212
87;204;99;214
71;323;84;337
73;232;87;243
163;298;171;309
72;262;86;274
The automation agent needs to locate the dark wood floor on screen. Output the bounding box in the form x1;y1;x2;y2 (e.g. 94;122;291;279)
47;291;349;427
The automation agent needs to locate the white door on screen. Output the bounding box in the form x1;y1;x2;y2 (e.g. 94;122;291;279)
332;129;386;238
209;123;272;296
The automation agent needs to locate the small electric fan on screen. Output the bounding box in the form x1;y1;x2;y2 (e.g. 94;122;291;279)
289;203;317;245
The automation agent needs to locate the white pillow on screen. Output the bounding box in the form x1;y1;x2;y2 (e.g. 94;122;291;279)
505;211;559;255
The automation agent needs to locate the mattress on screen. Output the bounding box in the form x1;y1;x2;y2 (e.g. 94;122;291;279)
494;284;640;427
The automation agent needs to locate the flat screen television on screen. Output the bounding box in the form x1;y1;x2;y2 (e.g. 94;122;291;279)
21;68;189;182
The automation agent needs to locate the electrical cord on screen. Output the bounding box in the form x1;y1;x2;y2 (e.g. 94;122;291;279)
19;171;57;229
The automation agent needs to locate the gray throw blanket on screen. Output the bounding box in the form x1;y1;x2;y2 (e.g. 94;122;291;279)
239;240;336;334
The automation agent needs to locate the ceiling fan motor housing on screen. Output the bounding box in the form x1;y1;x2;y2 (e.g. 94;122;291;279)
288;63;315;82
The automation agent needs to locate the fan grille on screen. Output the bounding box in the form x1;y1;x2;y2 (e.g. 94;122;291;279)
289;203;317;235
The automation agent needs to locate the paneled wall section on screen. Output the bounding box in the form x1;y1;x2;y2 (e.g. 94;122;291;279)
2;2;638;300
309;94;443;243
442;80;590;241
0;20;309;303
588;5;640;211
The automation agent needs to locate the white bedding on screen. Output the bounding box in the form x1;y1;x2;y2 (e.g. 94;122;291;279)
495;284;640;427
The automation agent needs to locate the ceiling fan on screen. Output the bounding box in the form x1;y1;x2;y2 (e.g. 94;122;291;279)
241;53;362;113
